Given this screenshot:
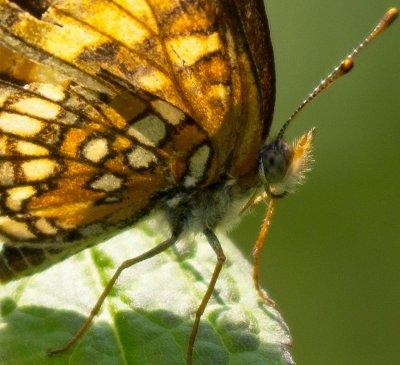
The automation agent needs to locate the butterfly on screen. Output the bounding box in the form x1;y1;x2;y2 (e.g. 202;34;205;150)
0;1;397;364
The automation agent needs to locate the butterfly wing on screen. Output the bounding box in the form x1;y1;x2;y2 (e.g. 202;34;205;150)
0;0;275;281
0;0;275;180
0;78;207;280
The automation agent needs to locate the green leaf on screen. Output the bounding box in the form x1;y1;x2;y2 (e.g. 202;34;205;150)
0;223;293;364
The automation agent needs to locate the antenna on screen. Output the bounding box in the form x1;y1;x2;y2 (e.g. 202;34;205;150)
278;7;399;139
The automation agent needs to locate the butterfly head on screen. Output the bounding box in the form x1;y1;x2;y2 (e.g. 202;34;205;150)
257;7;399;198
260;128;315;198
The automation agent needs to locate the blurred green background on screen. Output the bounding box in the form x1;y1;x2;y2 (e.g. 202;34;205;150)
232;1;399;365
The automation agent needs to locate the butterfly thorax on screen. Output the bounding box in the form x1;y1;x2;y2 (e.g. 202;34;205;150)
163;178;259;236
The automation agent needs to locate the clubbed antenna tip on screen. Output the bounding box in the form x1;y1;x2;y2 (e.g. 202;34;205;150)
278;7;399;139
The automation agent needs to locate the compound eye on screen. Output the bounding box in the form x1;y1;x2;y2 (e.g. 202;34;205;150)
263;151;287;182
261;140;291;183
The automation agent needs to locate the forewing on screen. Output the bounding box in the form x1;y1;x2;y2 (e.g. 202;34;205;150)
0;0;275;183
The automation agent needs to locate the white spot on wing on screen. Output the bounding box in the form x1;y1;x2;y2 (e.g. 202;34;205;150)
82;138;109;163
6;186;36;211
127;146;157;169
184;144;211;187
11;97;61;120
16;141;49;156
22;159;59;181
151;100;185;125
35;218;58;235
0;216;36;240
128;114;166;147
33;83;66;102
90;173;123;192
0;112;43;137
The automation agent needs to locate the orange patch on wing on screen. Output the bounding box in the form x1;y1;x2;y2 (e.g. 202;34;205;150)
112;136;132;152
62;160;97;177
60;128;88;158
164;123;206;153
104;154;130;174
28;176;103;210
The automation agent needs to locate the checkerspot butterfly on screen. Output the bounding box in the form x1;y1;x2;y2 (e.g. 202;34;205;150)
0;1;397;363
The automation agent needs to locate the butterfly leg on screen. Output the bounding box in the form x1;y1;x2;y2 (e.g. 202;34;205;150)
186;228;226;365
48;231;180;356
252;199;277;307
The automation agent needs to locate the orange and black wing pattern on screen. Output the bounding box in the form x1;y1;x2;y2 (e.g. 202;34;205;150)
0;0;275;281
